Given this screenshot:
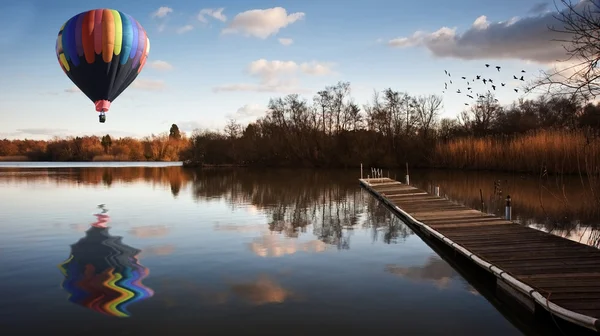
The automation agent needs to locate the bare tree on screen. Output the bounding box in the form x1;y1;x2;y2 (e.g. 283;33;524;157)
459;92;502;135
533;0;600;100
414;94;443;138
224;118;242;139
344;102;363;131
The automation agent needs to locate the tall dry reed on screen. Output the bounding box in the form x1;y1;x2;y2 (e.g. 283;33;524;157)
433;129;600;175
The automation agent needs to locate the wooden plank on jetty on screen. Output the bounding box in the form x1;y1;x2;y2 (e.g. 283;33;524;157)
359;177;600;333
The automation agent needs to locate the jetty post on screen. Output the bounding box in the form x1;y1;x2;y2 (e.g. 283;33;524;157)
505;195;512;220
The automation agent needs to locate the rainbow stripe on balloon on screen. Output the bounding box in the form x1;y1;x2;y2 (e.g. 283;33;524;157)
56;9;149;73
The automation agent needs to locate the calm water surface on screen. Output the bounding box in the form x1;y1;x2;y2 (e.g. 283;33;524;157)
1;163;578;335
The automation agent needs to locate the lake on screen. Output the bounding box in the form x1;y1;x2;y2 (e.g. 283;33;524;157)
1;163;596;335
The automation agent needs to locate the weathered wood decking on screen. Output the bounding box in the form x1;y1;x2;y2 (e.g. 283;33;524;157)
359;177;600;333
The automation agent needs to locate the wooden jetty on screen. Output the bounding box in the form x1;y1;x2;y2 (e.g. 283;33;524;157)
359;177;600;333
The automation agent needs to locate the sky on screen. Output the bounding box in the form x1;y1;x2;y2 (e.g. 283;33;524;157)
0;0;586;139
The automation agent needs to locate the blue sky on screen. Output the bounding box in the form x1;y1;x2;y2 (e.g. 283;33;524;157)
0;0;574;139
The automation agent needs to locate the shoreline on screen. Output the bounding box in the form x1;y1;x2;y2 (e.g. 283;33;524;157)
0;158;593;177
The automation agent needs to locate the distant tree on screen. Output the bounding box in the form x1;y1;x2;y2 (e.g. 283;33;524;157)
101;134;112;154
224;119;242;139
414;94;443;138
169;124;182;140
459;92;502;135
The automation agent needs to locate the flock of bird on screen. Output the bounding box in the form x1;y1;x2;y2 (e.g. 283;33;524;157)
442;63;531;107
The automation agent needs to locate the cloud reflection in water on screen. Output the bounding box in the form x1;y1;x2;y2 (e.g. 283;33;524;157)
385;256;479;295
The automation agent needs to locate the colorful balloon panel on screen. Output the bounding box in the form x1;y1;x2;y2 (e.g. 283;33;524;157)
56;9;150;112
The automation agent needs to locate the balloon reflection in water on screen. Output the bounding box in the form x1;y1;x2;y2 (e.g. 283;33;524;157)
57;205;154;317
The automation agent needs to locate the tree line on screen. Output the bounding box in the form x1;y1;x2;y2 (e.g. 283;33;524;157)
180;81;600;174
3;84;600;174
0;124;187;162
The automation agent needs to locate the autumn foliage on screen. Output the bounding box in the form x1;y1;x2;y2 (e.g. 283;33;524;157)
0;124;189;162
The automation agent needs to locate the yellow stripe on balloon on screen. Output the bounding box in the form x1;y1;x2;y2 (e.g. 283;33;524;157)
110;9;123;55
59;54;70;71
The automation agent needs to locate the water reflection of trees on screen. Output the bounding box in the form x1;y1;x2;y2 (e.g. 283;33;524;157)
0;167;188;197
3;166;599;247
410;169;600;248
190;169;415;249
1;167;413;248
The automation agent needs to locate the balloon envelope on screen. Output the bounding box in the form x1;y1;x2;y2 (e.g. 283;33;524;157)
56;9;150;112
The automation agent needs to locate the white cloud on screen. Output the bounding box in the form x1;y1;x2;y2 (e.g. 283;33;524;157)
248;59;335;82
222;7;305;39
472;15;489;30
65;86;80;93
248;59;298;85
198;8;227;23
152;7;173;18
278;38;293;46
300;61;335;75
157;23;167;32
213;59;335;93
149;60;174;70
212;83;309;94
226;103;267;120
177;25;194;34
386;1;596;64
132;78;165;91
14;128;69;136
176;120;223;133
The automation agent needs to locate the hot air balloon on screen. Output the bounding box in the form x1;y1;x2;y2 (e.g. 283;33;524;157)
57;207;154;317
56;9;150;123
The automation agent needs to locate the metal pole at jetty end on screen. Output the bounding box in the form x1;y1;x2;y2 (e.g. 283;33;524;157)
505;195;512;220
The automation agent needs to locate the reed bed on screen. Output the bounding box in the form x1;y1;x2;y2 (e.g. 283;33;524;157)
433;129;600;175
